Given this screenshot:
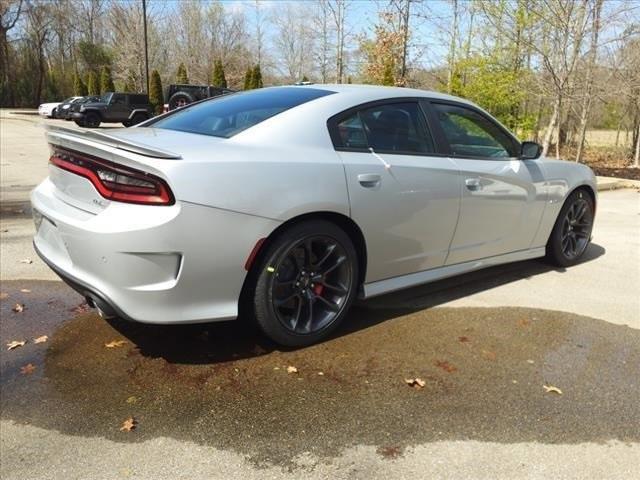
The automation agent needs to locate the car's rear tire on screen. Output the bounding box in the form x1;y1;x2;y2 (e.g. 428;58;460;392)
129;113;148;126
83;112;101;128
545;189;594;267
252;220;359;347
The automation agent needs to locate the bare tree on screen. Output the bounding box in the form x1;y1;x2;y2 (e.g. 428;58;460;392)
575;0;603;162
0;0;23;105
327;0;348;83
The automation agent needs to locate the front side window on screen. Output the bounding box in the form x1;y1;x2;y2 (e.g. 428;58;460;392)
152;87;334;138
433;103;517;158
335;102;434;154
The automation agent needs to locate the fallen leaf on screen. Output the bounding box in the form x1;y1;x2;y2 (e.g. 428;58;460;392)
527;359;535;364
435;360;457;373
286;365;298;374
458;336;470;343
543;385;563;395
19;258;33;264
405;378;426;389
12;303;25;313
518;319;531;328
482;350;497;361
377;445;403;459
20;289;31;293
105;340;127;348
119;417;137;432
317;371;324;376
7;340;26;350
0;292;8;299
20;363;36;375
34;335;48;344
70;302;91;315
126;396;138;404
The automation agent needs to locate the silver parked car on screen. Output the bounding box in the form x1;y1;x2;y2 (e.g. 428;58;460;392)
31;85;597;346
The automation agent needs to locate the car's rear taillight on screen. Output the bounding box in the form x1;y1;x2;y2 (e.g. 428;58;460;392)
49;147;174;206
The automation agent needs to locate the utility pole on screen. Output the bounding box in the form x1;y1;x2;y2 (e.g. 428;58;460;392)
142;0;150;94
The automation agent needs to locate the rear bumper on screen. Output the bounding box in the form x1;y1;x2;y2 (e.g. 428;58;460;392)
34;241;132;321
31;177;280;324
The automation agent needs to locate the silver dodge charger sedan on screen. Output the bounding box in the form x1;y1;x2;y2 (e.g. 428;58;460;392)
32;85;596;346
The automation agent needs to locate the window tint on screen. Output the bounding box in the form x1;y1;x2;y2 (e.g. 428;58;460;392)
433;103;517;158
152;87;334;138
112;94;126;105
336;102;434;154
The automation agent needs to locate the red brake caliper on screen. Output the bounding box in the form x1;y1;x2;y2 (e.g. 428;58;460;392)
313;284;324;296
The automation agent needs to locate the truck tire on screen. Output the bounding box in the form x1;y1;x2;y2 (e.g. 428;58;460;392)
83;112;101;128
168;92;196;110
129;112;148;126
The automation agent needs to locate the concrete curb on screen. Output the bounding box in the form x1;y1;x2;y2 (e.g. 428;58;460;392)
596;176;640;191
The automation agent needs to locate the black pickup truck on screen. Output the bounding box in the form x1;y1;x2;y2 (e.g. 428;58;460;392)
72;92;153;128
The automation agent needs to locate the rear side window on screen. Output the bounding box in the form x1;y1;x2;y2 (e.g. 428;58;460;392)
334;102;435;154
433;103;518;158
152;87;334;138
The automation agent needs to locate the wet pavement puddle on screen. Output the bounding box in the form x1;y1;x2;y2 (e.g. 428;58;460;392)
1;280;639;466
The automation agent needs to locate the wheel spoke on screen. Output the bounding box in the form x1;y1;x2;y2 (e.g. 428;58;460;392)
574;230;589;239
300;295;315;333
314;243;336;269
290;297;303;330
274;291;299;307
322;255;346;276
302;239;314;268
321;281;348;294
315;295;340;312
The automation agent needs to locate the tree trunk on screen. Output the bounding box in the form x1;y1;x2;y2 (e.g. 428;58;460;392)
634;125;640;168
446;0;458;94
575;0;603;162
542;94;561;156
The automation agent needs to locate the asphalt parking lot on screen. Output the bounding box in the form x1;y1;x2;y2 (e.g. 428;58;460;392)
1;111;639;479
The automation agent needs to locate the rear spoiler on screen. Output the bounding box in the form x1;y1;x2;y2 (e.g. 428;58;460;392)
44;124;182;160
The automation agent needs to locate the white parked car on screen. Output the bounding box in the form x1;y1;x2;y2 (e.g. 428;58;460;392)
38;102;62;118
31;85;597;346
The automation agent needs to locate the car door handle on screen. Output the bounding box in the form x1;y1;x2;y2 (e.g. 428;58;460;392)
465;178;481;191
358;173;382;188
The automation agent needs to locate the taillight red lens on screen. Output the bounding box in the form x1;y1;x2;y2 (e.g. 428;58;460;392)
49;147;174;206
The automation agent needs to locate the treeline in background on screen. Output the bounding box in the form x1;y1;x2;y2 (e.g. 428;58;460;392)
1;0;639;167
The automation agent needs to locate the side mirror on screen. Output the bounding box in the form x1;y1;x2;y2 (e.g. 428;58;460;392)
520;141;542;160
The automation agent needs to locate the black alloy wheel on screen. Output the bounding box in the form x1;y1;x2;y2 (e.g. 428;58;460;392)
252;220;358;347
546;189;594;267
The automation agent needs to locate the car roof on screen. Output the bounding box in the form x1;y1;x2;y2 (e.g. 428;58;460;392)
282;83;474;105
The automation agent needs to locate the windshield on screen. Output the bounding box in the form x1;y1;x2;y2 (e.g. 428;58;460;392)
151;87;334;138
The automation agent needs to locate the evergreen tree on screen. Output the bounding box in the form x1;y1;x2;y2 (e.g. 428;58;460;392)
301;75;309;82
211;60;227;88
346;76;353;84
87;71;99;95
243;67;253;90
100;66;115;93
73;71;87;96
149;69;164;115
176;62;189;84
251;64;263;89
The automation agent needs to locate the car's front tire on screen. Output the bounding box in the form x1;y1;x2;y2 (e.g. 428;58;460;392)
252;220;359;347
546;189;594;267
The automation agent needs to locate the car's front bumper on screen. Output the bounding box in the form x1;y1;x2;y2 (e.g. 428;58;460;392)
31;177;280;324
